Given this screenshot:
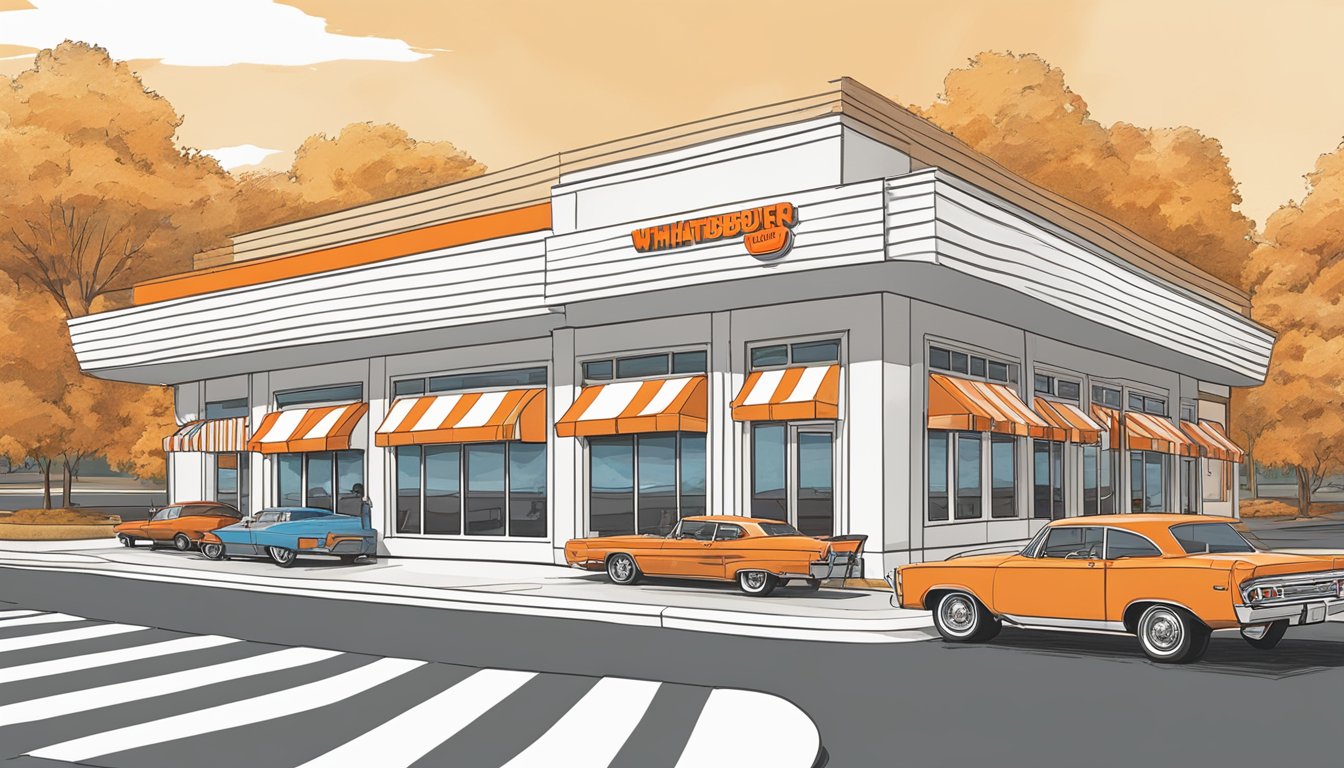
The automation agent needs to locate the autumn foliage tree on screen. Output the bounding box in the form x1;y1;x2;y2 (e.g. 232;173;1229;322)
919;52;1256;288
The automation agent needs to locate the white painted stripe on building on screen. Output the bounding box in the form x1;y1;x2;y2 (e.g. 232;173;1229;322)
304;405;348;439
413;393;463;431
0;646;340;726
457;390;506;428
29;657;425;763
294;668;535;768
0;612;84;628
783;366;827;402
582;380;642;420
0;635;239;685
0;610;41;620
260;409;305;442
674;688;820;768
377;397;419;434
504;677;661;768
742;369;784;406
0;623;146;654
638;378;690;416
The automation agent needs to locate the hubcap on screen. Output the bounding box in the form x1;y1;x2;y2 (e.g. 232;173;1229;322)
744;572;766;590
204;544;220;558
611;557;632;580
941;596;975;633
271;547;292;562
1145;610;1182;652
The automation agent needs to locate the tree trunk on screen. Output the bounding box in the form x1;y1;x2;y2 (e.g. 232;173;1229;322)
40;459;52;510
61;456;78;509
1295;465;1313;518
1246;451;1259;499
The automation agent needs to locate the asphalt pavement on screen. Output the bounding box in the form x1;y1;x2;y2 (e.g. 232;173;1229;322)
4;567;1344;767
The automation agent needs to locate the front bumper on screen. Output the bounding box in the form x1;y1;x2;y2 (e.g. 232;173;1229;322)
1235;598;1344;626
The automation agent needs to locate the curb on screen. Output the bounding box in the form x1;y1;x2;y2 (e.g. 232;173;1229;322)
0;555;934;645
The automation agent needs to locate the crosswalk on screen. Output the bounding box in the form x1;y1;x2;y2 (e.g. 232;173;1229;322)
0;607;822;767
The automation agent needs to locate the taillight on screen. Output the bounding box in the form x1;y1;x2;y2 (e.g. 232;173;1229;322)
1250;585;1284;602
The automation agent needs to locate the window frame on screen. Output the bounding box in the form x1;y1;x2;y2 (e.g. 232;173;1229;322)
580;347;708;384
273;450;364;514
747;334;844;371
1091;384;1123;410
587;431;706;537
204;398;248;420
927;341;1019;385
391;364;549;400
273;383;364;410
394;441;548;539
927;429;1021;524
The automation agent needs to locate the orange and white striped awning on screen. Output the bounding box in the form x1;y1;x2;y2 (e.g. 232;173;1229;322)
928;374;1064;440
1125;411;1200;457
1091;405;1123;449
1181;420;1246;462
375;388;545;446
731;365;839;421
556;376;706;437
1034;398;1105;443
247;403;368;454
163;417;249;453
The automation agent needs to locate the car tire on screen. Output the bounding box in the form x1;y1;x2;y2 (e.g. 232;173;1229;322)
799;578;822;591
117;534;136;548
200;542;225;561
172;533;192;552
932;591;1000;642
267;546;298;568
339;555;359;565
1136;604;1209;663
737;570;778;597
1242;620;1289;650
606;553;641;585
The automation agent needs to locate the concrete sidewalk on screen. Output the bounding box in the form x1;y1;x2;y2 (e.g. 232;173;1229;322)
0;539;934;644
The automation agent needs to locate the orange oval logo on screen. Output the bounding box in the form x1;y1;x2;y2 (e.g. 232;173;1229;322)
744;226;793;260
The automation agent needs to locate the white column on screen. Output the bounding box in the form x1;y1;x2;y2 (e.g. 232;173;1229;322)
366;357;388;537
847;295;884;578
249;372;269;510
882;294;914;573
551;328;577;561
710;311;733;516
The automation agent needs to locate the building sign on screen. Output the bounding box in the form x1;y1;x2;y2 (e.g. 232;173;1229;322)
630;202;797;260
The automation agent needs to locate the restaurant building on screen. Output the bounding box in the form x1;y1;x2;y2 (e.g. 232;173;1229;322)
68;79;1272;576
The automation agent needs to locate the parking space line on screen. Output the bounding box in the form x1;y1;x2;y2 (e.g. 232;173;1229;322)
503;677;662;767
0;635;240;685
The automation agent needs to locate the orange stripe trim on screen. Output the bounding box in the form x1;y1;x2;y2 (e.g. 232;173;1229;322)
134;203;553;305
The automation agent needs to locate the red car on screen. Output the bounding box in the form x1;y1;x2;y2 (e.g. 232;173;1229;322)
114;501;243;552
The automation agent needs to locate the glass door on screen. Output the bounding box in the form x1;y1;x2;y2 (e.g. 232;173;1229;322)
750;423;836;536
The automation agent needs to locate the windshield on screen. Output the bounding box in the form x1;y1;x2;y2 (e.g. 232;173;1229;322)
759;522;802;537
1171;522;1256;554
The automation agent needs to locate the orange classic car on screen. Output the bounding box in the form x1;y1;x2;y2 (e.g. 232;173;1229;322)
892;514;1344;663
565;515;866;596
114;501;244;552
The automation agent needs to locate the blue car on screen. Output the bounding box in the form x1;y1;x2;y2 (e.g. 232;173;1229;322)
199;506;376;567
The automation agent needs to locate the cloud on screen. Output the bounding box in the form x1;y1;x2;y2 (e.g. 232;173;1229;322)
0;0;429;66
201;144;284;170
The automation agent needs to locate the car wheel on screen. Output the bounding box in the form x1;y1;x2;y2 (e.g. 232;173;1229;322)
267;546;298;568
117;534;136;548
339;555;359;565
172;533;192;552
798;578;822;591
606;553;641;585
737;570;778;597
200;542;225;561
932;591;1000;642
1136;604;1209;663
1241;620;1289;650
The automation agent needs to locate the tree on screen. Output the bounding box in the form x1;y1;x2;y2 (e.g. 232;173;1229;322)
1229;385;1278;499
919;52;1256;288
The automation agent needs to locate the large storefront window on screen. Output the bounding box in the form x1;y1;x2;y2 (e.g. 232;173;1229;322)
1033;440;1065;519
1180;457;1199;514
990;434;1016;518
751;424;787;521
956;433;982;520
928;432;949;521
751;423;834;535
275;450;364;514
1131;451;1168;512
928;430;1017;522
1081;446;1118;515
214;453;248;514
395;442;545;538
589;433;703;536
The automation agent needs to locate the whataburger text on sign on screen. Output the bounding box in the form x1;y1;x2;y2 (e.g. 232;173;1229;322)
630;202;797;260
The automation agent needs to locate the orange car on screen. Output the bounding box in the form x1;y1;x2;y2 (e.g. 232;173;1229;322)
892;514;1344;663
114;501;244;552
565;515;866;596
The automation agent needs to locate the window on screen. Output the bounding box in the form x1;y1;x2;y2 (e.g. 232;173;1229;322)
927;432;950;521
214;453;248;514
1033;441;1065;519
205;398;248;420
589;433;703;536
1040;526;1103;559
1034;374;1081;402
274;383;363;409
273;451;364;514
753;424;788;521
1106;529;1161;559
1130;451;1168;512
393;379;426;397
616;354;670;379
1170;523;1255;554
429;367;547;394
672;350;708;374
955;433;982;520
1092;385;1122;409
990;434;1016;518
150;506;181;522
929;345;1017;384
1180;457;1199;514
749;338;841;369
396;442;546;538
1128;393;1167;416
584;352;705;382
715;523;745;541
760;522;802;537
1180;402;1198;422
676;520;717;541
1034;374;1054;395
583;359;614;381
1082;446;1119;516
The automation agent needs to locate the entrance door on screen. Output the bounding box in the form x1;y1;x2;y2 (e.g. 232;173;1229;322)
750;423;836;537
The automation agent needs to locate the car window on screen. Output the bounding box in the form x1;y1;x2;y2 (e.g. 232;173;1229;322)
150;506;180;522
714;524;745;541
679;521;717;541
255;510;288;523
1106;529;1162;559
1040;526;1103;559
1021;526;1050;558
1171;523;1256;554
180;505;219;518
759;522;802;537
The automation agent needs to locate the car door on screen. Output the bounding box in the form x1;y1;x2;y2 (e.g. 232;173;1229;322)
653;521;722;578
993;525;1106;622
145;507;180;541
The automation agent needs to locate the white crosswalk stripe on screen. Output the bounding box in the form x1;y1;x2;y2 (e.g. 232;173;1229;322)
0;612;86;628
30;657;426;763
0;635;239;685
0;609;42;620
294;668;536;768
504;677;662;767
0;622;146;653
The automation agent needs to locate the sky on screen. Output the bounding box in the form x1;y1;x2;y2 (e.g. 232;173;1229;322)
0;0;1338;227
